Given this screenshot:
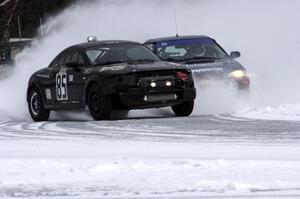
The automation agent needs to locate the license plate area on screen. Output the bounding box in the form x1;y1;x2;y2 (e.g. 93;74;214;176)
144;93;178;102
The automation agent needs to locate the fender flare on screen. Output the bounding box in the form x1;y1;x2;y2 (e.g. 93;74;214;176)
84;75;108;105
26;81;45;103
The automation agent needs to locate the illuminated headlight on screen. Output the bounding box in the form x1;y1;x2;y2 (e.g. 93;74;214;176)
228;70;247;78
166;81;172;87
150;82;157;88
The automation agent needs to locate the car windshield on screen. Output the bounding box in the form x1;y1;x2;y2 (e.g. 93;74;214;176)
85;43;160;66
155;38;228;61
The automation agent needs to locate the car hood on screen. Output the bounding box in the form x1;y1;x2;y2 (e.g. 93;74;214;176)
181;58;245;76
89;61;188;76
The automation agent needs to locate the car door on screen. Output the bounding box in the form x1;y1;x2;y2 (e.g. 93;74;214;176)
46;49;85;109
48;51;70;108
64;51;86;107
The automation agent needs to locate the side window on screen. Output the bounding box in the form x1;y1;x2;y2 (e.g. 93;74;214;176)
64;51;86;67
58;53;69;66
49;51;85;68
70;52;78;63
78;54;85;66
62;53;73;65
86;48;109;64
145;43;154;52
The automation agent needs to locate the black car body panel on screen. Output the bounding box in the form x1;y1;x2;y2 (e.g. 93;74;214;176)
145;35;250;90
27;40;196;114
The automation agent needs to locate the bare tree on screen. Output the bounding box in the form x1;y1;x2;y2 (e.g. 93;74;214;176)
1;0;19;41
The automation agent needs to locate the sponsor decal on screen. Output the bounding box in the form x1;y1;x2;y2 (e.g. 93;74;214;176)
36;73;50;78
185;62;225;68
191;67;224;73
84;68;93;74
169;62;181;67
45;89;52;100
56;69;68;100
69;74;74;82
100;65;126;72
185;63;225;73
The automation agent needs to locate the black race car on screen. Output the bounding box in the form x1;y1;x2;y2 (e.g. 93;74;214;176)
27;39;196;121
144;35;250;91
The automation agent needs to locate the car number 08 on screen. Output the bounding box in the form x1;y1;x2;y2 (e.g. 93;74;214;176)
56;72;68;100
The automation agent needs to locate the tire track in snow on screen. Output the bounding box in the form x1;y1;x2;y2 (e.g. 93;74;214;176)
0;115;300;144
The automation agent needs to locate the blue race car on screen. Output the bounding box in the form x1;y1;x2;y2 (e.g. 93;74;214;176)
145;35;250;91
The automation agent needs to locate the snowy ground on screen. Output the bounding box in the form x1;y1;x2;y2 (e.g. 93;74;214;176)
0;113;300;198
235;104;300;121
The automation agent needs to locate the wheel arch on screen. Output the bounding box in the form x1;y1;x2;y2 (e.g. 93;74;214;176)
84;76;106;105
27;82;44;103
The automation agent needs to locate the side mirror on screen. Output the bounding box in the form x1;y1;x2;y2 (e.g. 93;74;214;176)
230;51;241;59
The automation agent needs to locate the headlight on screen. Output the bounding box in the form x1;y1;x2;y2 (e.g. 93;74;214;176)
150;82;157;88
228;70;247;78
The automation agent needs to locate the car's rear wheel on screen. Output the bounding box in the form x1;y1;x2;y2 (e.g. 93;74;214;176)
87;84;112;120
28;87;50;122
171;101;194;117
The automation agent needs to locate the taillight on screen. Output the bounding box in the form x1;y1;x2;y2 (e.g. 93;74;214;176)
176;71;188;81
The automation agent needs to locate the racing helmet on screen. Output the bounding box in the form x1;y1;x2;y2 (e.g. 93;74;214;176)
189;45;206;57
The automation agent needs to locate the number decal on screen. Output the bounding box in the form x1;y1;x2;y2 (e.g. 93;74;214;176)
56;72;68;100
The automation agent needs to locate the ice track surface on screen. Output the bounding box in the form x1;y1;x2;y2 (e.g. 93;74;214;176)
0;113;300;198
0;114;300;143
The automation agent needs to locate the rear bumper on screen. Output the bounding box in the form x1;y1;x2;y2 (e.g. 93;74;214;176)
119;87;196;109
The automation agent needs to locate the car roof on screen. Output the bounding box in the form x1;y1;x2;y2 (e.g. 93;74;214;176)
144;35;213;44
72;40;141;49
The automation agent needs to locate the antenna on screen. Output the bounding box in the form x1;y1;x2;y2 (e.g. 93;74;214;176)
173;8;179;38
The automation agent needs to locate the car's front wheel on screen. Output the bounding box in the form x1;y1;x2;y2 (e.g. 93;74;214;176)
28;87;50;122
87;84;112;121
111;110;129;120
171;101;194;117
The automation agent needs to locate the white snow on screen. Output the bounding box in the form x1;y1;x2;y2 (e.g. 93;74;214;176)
0;139;300;198
234;104;300;121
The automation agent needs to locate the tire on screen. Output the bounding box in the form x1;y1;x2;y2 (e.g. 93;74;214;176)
111;110;129;120
171;101;194;117
28;87;50;122
87;84;112;121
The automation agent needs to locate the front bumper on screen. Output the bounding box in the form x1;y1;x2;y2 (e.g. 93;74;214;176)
193;75;250;90
119;87;196;108
234;76;250;90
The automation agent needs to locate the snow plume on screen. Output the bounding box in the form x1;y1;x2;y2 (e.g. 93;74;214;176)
0;0;300;121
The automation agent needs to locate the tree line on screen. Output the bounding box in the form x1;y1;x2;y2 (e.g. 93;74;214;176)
0;0;74;41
